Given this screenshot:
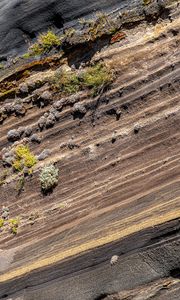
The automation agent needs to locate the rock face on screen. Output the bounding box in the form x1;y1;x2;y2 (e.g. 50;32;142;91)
0;0;124;57
0;0;180;299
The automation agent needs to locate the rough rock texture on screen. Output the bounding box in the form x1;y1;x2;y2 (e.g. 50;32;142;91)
0;1;180;300
0;0;130;57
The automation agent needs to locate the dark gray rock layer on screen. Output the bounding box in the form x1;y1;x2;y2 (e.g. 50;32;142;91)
0;0;124;57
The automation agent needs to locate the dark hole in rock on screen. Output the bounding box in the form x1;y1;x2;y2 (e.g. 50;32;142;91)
171;29;178;36
72;111;85;120
94;293;109;300
65;35;111;68
112;137;116;144
122;103;129;110
106;108;117;116
0;56;7;62
169;268;180;279
53;13;64;29
22;29;36;39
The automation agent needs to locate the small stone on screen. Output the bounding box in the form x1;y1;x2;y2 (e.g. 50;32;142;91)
38;116;46;130
4;103;14;114
134;124;141;134
53;100;63;111
24;126;32;137
2;206;9;220
18;127;25;136
7;129;20;142
40;91;52;102
2;206;9;213
110;255;119;266
45;115;56;128
111;133;117;144
30;134;41;144
72;103;86;119
116;109;122;120
19;83;29;94
44;112;49;118
14;104;26;116
37;149;51;161
67;139;79;150
2;211;9;220
50;109;60;121
22;166;29;176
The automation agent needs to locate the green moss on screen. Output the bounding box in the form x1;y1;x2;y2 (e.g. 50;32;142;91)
28;30;61;56
143;0;151;5
0;219;4;228
51;63;113;97
12;145;37;172
9;218;19;235
82;63;113;96
52;70;81;95
22;53;31;59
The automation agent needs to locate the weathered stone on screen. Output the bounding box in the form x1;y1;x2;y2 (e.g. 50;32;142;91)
24;126;33;137
38;116;46;130
19;83;29;94
45;114;56;128
14;104;26;116
7;129;20;142
73;103;86;114
37;149;51;161
110;255;119;266
30;134;41;144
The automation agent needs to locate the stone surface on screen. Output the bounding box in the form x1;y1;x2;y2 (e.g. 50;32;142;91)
0;0;129;57
0;1;179;300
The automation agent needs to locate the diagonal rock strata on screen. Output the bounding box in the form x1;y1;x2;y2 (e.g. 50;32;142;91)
0;1;180;299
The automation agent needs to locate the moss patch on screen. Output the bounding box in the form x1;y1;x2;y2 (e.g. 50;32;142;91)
12;145;37;172
51;63;113;97
28;30;62;57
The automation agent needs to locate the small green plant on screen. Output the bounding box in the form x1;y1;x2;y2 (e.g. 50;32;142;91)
143;0;151;5
22;53;31;59
82;63;113;96
52;70;81;95
9;218;20;235
40;164;59;192
29;30;61;56
51;63;113;97
12;144;37;172
0;218;4;228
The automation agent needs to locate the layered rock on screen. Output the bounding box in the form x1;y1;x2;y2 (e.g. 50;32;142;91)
0;0;179;299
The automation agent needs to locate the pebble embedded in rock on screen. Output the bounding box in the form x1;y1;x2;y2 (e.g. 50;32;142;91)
24;126;33;137
110;255;119;266
38;116;46;130
72;103;87;119
14;104;26;116
37;149;51;161
30;134;41;144
19;83;29;94
7;129;21;142
45;114;56;128
134;124;141;134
